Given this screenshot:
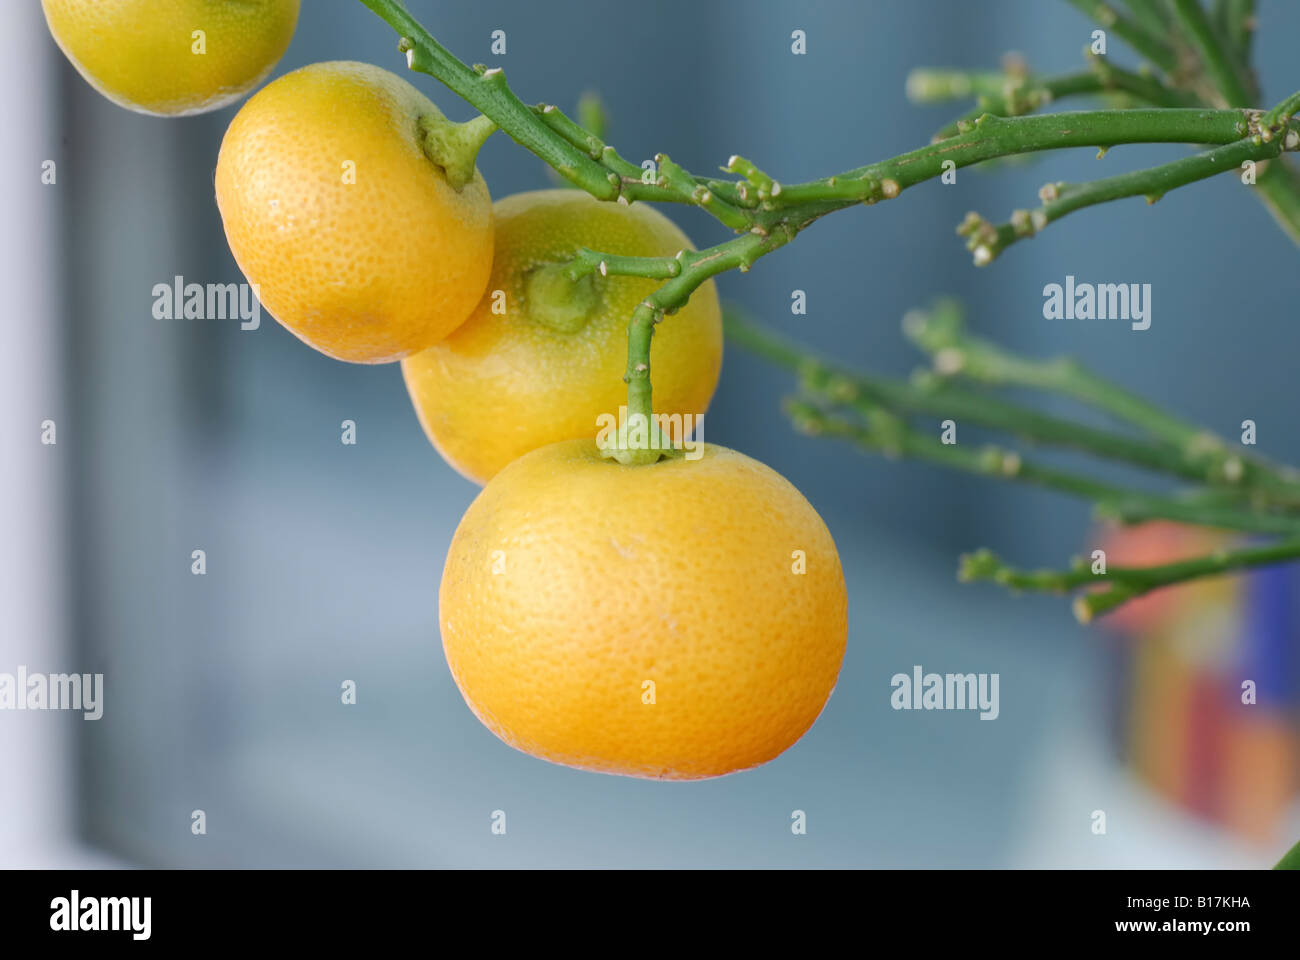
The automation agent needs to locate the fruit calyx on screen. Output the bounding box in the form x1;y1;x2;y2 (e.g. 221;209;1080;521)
523;262;600;334
596;413;685;466
417;112;496;190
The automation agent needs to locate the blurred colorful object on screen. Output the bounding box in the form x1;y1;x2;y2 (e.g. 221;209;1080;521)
1099;522;1300;845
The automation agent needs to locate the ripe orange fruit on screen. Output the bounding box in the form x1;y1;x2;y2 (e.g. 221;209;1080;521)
440;439;848;779
42;0;300;116
215;61;494;364
402;189;722;483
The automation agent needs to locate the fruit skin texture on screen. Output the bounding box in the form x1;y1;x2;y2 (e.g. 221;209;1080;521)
402;190;722;483
42;0;300;116
215;61;494;364
439;439;848;780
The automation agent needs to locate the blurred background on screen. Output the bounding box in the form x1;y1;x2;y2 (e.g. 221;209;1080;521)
3;0;1299;868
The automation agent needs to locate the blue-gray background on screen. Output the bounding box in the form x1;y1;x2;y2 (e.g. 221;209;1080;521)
27;0;1300;866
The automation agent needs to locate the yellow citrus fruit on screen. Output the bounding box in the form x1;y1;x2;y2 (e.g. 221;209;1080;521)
440;438;848;780
402;189;722;483
215;61;494;364
42;0;300;116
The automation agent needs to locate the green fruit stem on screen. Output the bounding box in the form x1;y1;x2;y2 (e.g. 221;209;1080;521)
523;263;599;334
418;112;496;190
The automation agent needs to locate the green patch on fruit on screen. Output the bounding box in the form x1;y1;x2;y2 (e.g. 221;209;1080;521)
418;112;496;190
596;412;684;466
523;262;601;334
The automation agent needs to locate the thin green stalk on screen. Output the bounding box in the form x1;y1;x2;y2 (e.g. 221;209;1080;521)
902;301;1300;497
736;306;1300;620
921;63;1297;248
929;71;1106;141
1225;0;1256;63
906;68;1032;104
365;0;1264;226
1263;91;1300;131
613;229;797;463
772;108;1257;207
359;0;1300;466
961;536;1300;621
358;0;619;198
904;302;1216;446
564;248;683;282
924;64;1197;141
548;101;1278;452
1212;0;1258;90
1170;0;1255;106
576;91;608;143
961;134;1289;264
1084;55;1202;109
1124;0;1174;37
532;104;749;212
725;309;1232;488
786;399;1300;536
1066;0;1181;74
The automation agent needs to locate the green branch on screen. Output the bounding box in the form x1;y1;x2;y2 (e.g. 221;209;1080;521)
609;229;798;464
726;300;1300;624
1084;53;1201;109
901;301;1300;500
360;0;1274;230
576;91;608;142
923;71;1109;142
771;108;1259;208
903;301;1213;446
914;62;1196;141
906;66;1034;105
1170;0;1255;106
1124;0;1175;38
783;398;1300;537
357;0;620;198
918;8;1300;247
359;0;1300;480
961;536;1300;621
545;104;1280;457
726;309;1247;491
959;132;1293;265
1223;0;1257;65
1263;91;1300;133
1066;0;1181;74
563;247;683;282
